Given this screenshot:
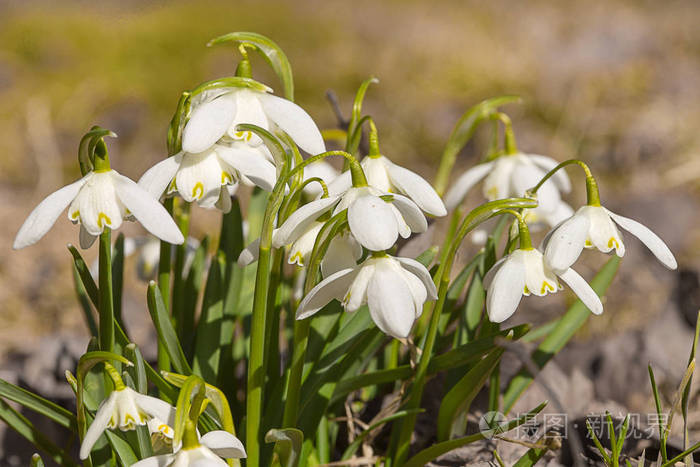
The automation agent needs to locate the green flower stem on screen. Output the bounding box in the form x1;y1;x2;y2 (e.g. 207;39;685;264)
247;159;290;466
172;199;191;341
182;420;200;450
284;150;367;187
98;229;114;353
368;118;380;158
433;96;521;196
490;112;517;155
498;209;532;250
283;212;348;428
528;159;601;206
393;198;536;464
235;44;253;79
157;197;174;374
103;363;125;391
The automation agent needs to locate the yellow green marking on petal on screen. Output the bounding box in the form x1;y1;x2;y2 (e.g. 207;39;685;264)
192;182;204;199
70;210;80;220
608;237;619;249
97;213;112;228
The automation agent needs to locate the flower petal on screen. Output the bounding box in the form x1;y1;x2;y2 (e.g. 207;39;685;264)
557;267;604;315
528;154;572;193
79;224;97;249
326;170;352;197
483;257;507;291
80;393;117;459
133;393;175;425
321;233;362;277
216;145;277;191
386;161;447;216
606;209;677;270
273;197;339;248
543;211;590;273
13;175;88;249
200;430;247;458
137;153;183;200
367;263;416;338
486;254;526;323
182;93;237;153
347;194;399;251
511;162;560;213
344;263;375;312
444;162;493;211
395;257;437;300
297;268;357;319
238;237;261;266
258;93;326;155
112;174;184;245
390;193;428;233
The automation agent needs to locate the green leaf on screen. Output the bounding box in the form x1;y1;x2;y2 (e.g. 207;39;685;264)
403;402;547;467
208;32;294;100
0;378;76;432
513;443;550;467
502;256;620;413
437;349;503;441
192;252;226;383
72;264;98;337
68;244;99;308
648;364;667;461
265;428;304;467
341;410;422;460
0;398;78;467
173;374;207;447
331;324;528;403
181;236;209;357
112;232;125;326
434;95;520;195
124;344;147;394
104;429;138;466
146;281;192;375
682;311;699;466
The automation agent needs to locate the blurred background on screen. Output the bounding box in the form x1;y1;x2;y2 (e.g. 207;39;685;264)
0;0;699;464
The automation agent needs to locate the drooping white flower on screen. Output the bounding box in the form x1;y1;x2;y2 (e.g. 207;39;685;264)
297;254;437;339
543;205;677;273
131;430;246;467
138;143;276;212
484;248;603;323
327;155;447;217
182;86;325;156
444;153;571;213
13;170;184;250
80;387;175;459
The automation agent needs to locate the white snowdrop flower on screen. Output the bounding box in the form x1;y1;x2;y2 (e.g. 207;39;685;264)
138;143;276;213
80;387;175;459
131;430;246;467
13;170;184;250
327;155;447;217
544;205;677;274
297;254;437;339
302;160;339;197
484;248;603;323
238;219;362;275
444;153;571;213
182;85;325;156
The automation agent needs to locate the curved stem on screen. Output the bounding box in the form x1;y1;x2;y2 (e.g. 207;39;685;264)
285;150;366;187
393;198;536;464
246;152;290;466
528;159;600;206
282;212;348;427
